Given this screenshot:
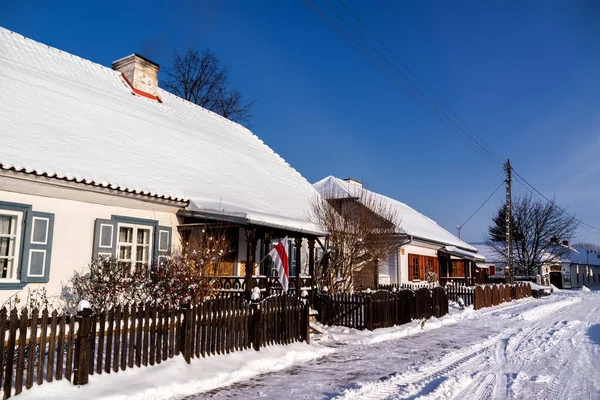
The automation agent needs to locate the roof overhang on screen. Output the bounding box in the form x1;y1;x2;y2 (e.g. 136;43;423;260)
182;202;327;237
443;245;486;261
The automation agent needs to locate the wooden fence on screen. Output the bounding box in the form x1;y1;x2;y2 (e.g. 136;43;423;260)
316;287;448;331
445;285;475;307
206;276;313;297
473;283;532;310
0;293;309;398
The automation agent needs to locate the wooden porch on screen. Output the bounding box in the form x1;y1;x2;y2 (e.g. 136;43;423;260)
177;213;321;301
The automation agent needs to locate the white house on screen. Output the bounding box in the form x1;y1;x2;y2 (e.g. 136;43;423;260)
549;247;600;289
313;176;485;286
0;27;324;303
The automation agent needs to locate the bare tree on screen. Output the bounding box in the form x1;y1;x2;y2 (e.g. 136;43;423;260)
573;242;600;253
486;194;578;276
179;224;235;278
311;186;409;293
162;49;253;126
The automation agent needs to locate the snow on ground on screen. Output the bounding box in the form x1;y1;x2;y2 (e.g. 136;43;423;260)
17;342;333;400
19;289;600;399
200;289;600;399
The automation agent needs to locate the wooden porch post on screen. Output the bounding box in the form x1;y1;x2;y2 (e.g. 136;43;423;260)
373;259;379;290
263;232;271;296
245;228;257;300
295;237;303;298
308;237;315;305
465;260;471;286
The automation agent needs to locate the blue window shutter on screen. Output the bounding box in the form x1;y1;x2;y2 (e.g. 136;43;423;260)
92;219;118;260
20;211;54;283
156;226;172;266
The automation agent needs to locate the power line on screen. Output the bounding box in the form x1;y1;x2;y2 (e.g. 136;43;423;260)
458;180;505;230
302;0;600;234
512;170;600;234
301;0;505;169
335;0;506;169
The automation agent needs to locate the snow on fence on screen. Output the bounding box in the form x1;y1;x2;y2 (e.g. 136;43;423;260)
316;287;448;331
473;283;532;310
207;276;313;297
0;293;309;398
444;285;475;307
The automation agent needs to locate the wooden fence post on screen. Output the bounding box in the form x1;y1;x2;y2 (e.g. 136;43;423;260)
251;302;261;351
181;305;193;364
303;299;311;345
74;307;93;386
320;292;328;325
366;293;374;331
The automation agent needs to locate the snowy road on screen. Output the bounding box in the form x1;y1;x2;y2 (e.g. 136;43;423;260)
198;289;600;399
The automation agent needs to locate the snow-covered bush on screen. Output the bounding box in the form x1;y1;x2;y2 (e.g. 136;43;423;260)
67;257;143;312
139;256;212;308
67;252;215;312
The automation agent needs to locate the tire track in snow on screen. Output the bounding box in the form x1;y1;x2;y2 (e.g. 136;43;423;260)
335;296;580;400
334;335;500;400
542;305;598;400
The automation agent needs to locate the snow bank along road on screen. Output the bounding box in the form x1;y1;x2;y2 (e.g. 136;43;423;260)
201;289;600;399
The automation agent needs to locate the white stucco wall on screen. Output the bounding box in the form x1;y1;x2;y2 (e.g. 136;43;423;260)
569;264;600;289
0;174;182;304
383;243;440;284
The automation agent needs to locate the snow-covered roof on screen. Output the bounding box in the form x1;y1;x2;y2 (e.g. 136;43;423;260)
470;242;600;267
563;247;600;266
314;176;478;252
0;27;324;235
469;242;506;264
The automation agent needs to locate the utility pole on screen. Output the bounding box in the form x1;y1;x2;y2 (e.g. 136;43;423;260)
456;225;461;239
505;160;514;284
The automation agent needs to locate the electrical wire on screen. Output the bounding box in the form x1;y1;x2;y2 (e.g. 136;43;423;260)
458;181;505;230
301;0;600;233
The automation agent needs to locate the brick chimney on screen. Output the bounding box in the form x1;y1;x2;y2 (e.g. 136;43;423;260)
112;54;159;100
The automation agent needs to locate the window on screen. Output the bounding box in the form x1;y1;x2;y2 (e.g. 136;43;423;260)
0;204;54;285
452;261;465;277
426;257;434;273
0;211;23;281
117;224;152;270
411;255;420;280
93;217;172;269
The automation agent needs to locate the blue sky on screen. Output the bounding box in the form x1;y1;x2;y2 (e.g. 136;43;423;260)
2;0;599;244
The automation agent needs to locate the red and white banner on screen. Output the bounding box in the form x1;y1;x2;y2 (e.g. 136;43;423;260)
268;240;289;292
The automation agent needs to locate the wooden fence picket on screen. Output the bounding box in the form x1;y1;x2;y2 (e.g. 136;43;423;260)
15;309;27;395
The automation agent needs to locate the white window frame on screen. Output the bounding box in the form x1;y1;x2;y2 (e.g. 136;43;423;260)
27;249;47;278
158;229;170;252
30;216;49;245
117;223;153;269
0;209;23;282
98;224;114;249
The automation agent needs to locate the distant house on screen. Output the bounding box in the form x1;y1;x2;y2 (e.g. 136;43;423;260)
313;176;485;286
0;27;324;303
549;247;600;289
470;241;600;289
469;242;504;282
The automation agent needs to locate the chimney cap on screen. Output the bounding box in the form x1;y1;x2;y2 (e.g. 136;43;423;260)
343;177;362;185
112;53;159;70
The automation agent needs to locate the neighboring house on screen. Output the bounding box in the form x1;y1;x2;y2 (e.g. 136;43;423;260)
0;27;324;303
549;247;600;289
470;242;504;282
470;241;600;289
313;176;485;286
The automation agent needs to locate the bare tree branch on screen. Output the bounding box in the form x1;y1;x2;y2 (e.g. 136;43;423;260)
486;194;578;276
162;49;253;126
310;185;409;292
